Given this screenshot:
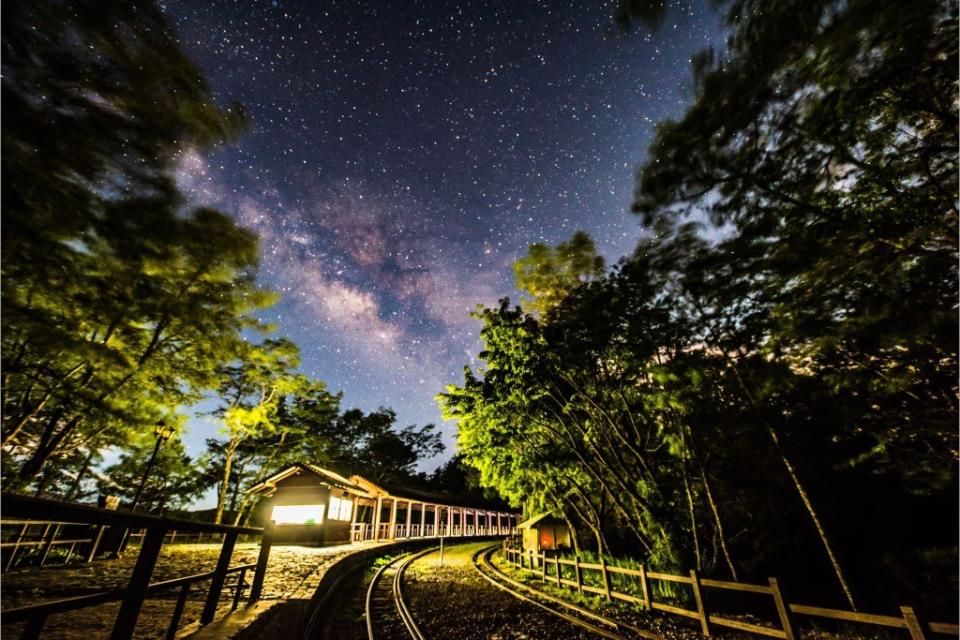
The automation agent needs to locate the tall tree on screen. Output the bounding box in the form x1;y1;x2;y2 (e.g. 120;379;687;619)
210;339;305;524
1;0;266;491
623;0;957;608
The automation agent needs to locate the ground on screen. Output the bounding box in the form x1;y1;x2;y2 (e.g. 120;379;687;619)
0;541;358;639
402;541;598;639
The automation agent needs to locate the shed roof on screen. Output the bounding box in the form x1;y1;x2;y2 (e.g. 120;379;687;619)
246;462;368;496
517;511;565;529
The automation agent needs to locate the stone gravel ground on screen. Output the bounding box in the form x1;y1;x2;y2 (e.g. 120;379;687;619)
401;541;601;640
0;541;359;639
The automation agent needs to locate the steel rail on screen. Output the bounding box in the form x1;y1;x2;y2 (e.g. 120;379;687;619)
393;547;436;640
472;545;663;640
365;546;437;640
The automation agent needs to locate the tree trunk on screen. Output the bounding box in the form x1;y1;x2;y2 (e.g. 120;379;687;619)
698;465;738;581
214;442;236;525
16;415;81;485
232;494;253;527
66;448;96;501
721;348;857;609
767;423;856;609
682;462;702;571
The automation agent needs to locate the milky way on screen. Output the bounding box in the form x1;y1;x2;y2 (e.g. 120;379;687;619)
163;0;725;466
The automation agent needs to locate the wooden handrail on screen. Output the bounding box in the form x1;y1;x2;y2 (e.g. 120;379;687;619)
1;492;262;535
2;563;257;622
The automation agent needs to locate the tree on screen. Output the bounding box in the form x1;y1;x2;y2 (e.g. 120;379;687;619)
337;408;444;484
1;0;265;492
218;381;342;526
513;230;605;317
209;339;305;524
623;0;957;609
100;433;206;515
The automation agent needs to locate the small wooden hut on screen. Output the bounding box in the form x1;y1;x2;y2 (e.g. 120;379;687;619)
518;511;571;553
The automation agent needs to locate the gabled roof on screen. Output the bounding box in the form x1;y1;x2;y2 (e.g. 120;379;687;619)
247;462;516;513
247;462;369;496
517;511;564;529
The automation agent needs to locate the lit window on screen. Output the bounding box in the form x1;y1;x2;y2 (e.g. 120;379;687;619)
272;504;325;525
328;495;353;521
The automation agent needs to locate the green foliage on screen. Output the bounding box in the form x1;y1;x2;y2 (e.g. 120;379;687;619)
444;0;957;612
1;0;266;492
513;230;605;318
100;435;206;514
634;0;958;489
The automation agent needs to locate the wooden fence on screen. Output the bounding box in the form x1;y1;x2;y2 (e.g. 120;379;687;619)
0;493;275;640
502;544;959;639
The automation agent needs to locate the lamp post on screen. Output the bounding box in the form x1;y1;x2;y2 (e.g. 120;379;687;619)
130;421;176;513
115;422;175;556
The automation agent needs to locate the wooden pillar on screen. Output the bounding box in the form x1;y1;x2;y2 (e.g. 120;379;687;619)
349;497;359;541
111;527;166;639
405;500;412;538
419;502;426;536
769;578;796;640
690;569;711;636
200;531;239;625
388;498;398;539
373;496;383;540
249;522;274;602
901;607;927;640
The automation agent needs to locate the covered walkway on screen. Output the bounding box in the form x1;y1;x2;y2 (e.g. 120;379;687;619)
349;475;517;541
248;463;518;544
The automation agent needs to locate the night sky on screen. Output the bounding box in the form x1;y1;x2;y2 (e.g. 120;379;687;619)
163;0;725;469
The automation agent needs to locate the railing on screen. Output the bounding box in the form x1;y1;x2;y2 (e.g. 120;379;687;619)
0;493;274;640
502;544;959;640
2;520;101;570
349;519;516;542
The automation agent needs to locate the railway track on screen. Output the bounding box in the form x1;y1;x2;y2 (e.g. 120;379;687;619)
365;547;437;640
471;545;663;640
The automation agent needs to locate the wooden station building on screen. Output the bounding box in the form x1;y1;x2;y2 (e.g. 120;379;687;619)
517;511;572;553
248;462;519;545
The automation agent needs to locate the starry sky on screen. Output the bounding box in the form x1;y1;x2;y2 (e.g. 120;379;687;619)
162;0;726;469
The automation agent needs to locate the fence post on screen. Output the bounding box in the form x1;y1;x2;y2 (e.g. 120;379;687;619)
86;525;106;563
574;555;583;593
901;606;927;640
638;563;651;610
555;556;562;588
599;556;612;601
248;522;274;603
22;614;48;640
110;527;166;640
5;522;30;571
39;524;60;567
232;567;249;610
201;531;238;625
690;569;711;637
769;578;796;640
165;584;191;640
540;553;547;582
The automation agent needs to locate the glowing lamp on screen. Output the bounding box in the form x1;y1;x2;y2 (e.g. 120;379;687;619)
271;504;326;525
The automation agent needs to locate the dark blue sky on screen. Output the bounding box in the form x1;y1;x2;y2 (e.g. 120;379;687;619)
162;0;725;468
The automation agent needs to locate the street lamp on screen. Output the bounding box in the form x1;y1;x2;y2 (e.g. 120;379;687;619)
130;421;176;513
115;421;175;556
